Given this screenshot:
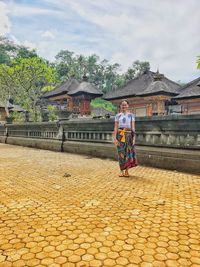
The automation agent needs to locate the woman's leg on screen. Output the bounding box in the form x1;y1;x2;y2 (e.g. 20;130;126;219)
124;168;129;177
116;132;125;177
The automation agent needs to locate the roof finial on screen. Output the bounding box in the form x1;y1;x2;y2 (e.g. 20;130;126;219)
154;67;163;81
70;72;76;78
81;62;88;82
82;74;88;82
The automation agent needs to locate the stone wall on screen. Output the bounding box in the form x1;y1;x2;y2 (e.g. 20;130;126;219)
0;114;200;174
136;114;200;149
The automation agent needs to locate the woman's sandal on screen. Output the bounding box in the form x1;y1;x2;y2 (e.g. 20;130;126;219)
124;171;129;177
118;173;124;177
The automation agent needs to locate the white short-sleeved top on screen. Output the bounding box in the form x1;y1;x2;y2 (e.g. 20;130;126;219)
115;112;135;129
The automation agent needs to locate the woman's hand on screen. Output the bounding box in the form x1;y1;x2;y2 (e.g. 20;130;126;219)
132;138;135;145
132;130;135;146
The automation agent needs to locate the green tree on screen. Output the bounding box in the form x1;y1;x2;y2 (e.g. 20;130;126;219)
55;50;75;81
0;37;17;64
0;57;56;121
55;50;123;93
55;50;150;94
0;37;152;121
91;98;117;112
47;105;57;121
102;63;121;93
17;47;37;59
0;47;10;64
0;36;38;65
124;60;150;81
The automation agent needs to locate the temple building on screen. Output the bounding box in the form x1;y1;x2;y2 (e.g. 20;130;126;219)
104;70;181;116
173;77;200;115
0;100;25;122
42;76;103;115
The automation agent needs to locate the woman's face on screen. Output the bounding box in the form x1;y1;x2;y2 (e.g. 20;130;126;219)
120;101;129;112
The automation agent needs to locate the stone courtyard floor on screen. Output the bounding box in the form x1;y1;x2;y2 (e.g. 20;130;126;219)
0;143;200;267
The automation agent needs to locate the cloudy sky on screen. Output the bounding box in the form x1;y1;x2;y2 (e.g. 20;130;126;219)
0;0;200;82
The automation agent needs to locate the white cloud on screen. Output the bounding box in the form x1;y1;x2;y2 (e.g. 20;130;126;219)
7;2;63;17
9;35;36;50
51;0;200;81
0;1;11;35
4;0;200;82
41;30;55;39
35;34;97;61
23;40;36;50
9;35;20;45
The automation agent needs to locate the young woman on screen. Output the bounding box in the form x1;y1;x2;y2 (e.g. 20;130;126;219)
114;100;137;177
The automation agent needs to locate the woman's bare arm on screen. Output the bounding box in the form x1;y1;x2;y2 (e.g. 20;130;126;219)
131;120;136;145
131;120;135;132
114;121;119;145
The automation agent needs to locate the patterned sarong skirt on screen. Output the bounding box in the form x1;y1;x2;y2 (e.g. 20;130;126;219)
116;128;138;170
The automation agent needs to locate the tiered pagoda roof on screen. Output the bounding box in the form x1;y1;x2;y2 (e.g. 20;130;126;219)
68;76;103;97
42;77;103;98
42;78;80;98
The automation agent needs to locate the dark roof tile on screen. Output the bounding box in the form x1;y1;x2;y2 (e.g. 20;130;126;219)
68;81;103;96
174;77;200;99
104;71;180;100
42;78;80;98
137;80;178;96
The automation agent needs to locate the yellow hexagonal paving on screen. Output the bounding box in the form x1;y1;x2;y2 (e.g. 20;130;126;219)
0;144;200;266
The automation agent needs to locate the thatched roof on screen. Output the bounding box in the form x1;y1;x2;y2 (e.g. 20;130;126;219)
42;77;103;98
103;71;180;100
42;78;80;98
0;102;25;112
173;77;200;100
68;81;103;97
137;80;178;96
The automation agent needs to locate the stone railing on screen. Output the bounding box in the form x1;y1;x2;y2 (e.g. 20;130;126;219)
5;122;61;140
1;121;114;143
135;115;200;149
0;124;6;137
0;115;200;174
136;131;200;149
62;115;200;149
65;131;113;143
0;114;200;149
